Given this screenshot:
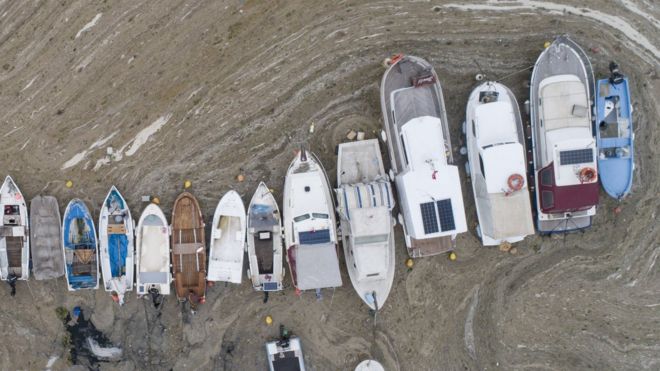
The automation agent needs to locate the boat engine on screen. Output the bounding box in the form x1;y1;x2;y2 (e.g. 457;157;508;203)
608;61;624;85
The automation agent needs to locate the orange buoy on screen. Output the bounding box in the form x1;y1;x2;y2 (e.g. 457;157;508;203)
199;296;206;304
507;174;525;192
207;281;215;287
579;167;597;183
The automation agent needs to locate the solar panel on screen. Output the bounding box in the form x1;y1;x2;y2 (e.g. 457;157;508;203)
436;199;456;232
420;202;439;234
263;282;279;291
559;149;593;165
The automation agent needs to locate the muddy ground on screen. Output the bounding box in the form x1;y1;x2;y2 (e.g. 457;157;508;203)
0;0;658;370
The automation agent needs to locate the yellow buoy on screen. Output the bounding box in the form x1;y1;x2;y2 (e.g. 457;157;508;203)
265;315;273;325
544;41;551;48
269;188;275;194
151;197;160;205
65;180;73;188
236;174;245;182
449;251;457;261
184;180;192;189
405;258;414;269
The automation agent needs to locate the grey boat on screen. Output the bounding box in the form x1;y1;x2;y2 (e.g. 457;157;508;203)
30;196;64;280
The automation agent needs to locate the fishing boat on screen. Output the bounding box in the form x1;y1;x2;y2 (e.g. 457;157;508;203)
62;199;99;290
283;149;342;292
380;54;467;257
595;62;634;199
336;139;395;310
207;190;246;284
30;195;64;280
246;182;284;292
355;360;385;371
530;36;599;234
171;191;206;302
0;176;29;282
465;81;535;245
98;186;134;304
135;203;171;297
266;326;306;371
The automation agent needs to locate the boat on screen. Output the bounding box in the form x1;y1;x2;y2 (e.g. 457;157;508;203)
529;36;599;234
207;190;246;284
135;202;171;297
171;191;206;302
246;182;284;292
283;149;342;291
30;195;64;280
62;199;99;290
98;186;134;304
335;139;395;310
266;325;306;371
0;176;29;282
595;62;634;199
380;54;467;257
465;81;535;246
355;360;385;371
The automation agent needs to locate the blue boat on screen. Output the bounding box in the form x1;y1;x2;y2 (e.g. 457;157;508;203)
595;62;634;199
62;199;99;290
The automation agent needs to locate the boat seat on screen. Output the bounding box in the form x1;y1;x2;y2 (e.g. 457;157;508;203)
108;224;126;235
173;242;204;255
572;104;588;117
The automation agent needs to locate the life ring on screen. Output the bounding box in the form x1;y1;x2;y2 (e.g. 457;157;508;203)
383;53;404;67
507;174;525;191
579;167;597;183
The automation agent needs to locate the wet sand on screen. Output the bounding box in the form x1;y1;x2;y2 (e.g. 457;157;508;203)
0;1;658;370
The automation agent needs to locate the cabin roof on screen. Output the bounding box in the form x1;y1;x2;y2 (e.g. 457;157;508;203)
481;143;527;193
400;116;447;171
475;101;518;148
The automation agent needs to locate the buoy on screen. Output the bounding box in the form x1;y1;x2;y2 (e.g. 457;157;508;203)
613;206;623;215
236;174;245;182
475;73;484;81
544;41;551;48
207;281;215;287
184;180;192;189
65;180;73;188
199;296;206;304
405;258;414;269
151;196;160;205
269;188;275;194
265;315;273;325
449;251;457;261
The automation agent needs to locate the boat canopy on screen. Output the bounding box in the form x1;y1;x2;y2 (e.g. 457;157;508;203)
293;242;342;290
474;101;518;148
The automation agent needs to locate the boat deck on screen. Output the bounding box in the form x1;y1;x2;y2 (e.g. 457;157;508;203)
409;235;454;258
255;234;274;274
337;139;385;186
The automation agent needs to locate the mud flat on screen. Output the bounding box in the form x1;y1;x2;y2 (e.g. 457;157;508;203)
0;1;658;370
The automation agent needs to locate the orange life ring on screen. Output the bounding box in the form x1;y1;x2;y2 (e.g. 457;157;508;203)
507;174;525;191
579;167;597;183
388;53;404;66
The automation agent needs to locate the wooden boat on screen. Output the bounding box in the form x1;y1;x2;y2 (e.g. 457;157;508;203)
135;203;171;296
246;182;284;292
0;176;29;281
336;139;395;310
207;190;246;284
62;199;99;290
595;62;634;200
99;186;134;304
171;191;206;302
530;36;599;234
283;149;342;291
266;326;306;371
380;54;467;257
465;81;534;246
30;195;64;280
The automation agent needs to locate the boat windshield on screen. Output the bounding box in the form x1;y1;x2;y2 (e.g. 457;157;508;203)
293;214;311;222
354;234;389;245
312;213;329;219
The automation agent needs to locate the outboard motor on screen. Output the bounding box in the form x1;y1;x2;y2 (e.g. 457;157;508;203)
7;273;17;296
609;61;624;85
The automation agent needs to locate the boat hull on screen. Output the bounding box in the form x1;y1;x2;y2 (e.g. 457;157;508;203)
0;176;29;280
30;195;64;280
208;190;246;284
171;192;206;301
136;203;171;296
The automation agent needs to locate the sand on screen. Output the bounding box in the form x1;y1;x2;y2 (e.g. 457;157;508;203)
0;0;658;370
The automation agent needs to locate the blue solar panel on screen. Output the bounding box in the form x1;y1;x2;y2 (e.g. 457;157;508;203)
559;149;593;165
263;282;279;291
436;199;455;232
299;229;331;245
420;202;439;234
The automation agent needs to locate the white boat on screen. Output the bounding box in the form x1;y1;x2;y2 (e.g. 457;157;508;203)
0;176;29;282
266;326;306;371
465;82;535;246
247;182;284;291
355;360;385;371
30;195;64;280
283;149;342;291
530;36;599;233
336;139;395;310
380;54;467;257
135;203;171;296
99;186;134;304
207;190;246;284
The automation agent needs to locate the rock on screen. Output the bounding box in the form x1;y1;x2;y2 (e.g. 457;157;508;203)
346;130;357;140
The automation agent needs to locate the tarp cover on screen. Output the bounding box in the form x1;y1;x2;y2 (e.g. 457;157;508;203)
30;196;64;280
294;242;342;290
474;174;535;239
